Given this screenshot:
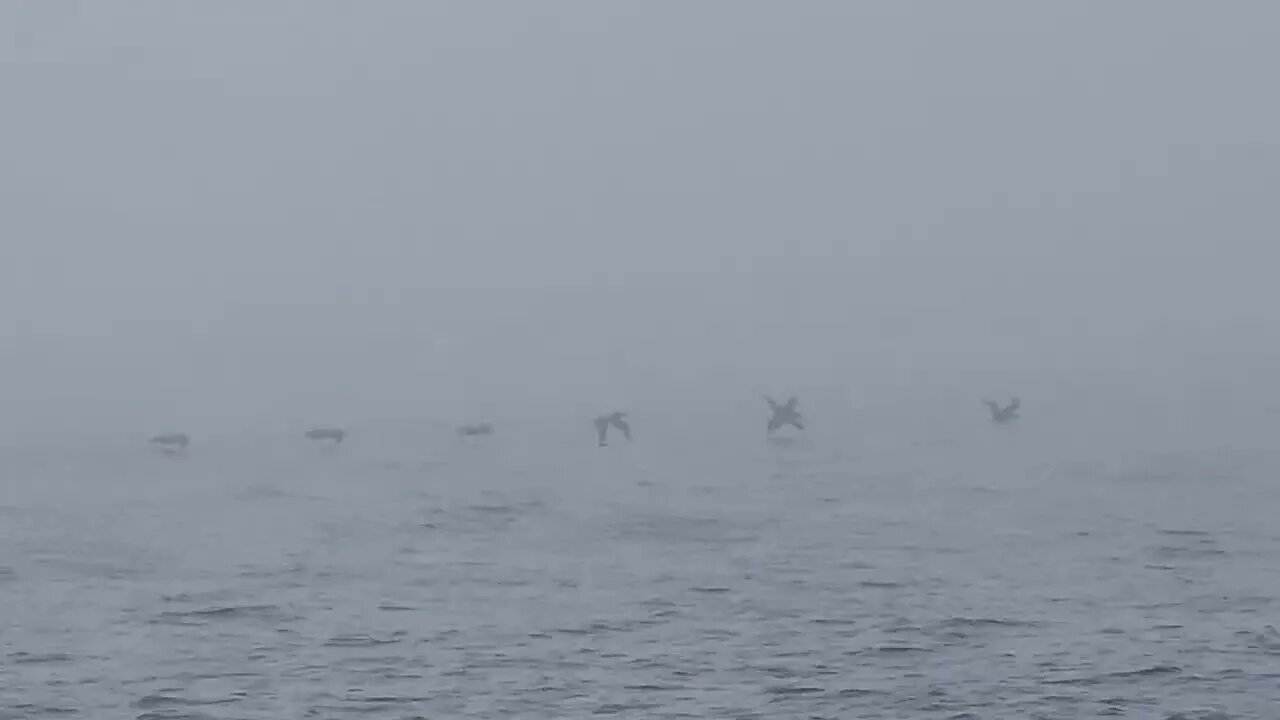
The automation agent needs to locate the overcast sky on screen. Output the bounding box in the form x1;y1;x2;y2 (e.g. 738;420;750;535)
2;2;1278;438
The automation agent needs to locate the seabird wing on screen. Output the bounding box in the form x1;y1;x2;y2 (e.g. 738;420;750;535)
611;415;632;440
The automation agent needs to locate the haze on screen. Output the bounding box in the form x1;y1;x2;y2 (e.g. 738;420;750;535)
3;2;1278;445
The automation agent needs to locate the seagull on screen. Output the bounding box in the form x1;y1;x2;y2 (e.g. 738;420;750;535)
149;432;190;454
456;422;494;437
765;395;804;433
304;427;347;444
593;412;631;447
984;397;1021;424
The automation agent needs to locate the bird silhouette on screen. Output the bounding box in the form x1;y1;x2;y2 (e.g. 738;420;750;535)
593;412;631;446
765;396;804;433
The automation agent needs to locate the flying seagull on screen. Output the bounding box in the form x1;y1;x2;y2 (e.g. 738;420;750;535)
305;427;347;444
593;412;631;447
149;432;189;454
766;395;804;433
456;422;494;437
984;397;1021;424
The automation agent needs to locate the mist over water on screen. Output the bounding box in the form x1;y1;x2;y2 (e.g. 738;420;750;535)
3;2;1280;717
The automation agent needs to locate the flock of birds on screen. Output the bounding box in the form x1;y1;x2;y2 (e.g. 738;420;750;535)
145;395;1023;454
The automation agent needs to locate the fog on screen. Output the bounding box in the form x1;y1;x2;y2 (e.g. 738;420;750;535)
3;2;1279;444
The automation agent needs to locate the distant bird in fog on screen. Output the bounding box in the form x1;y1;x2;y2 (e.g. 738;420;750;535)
765;396;804;433
149;433;189;454
304;427;347;444
456;422;494;438
984;397;1021;424
593;412;631;447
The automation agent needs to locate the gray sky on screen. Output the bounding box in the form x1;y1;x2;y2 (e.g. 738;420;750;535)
2;2;1278;438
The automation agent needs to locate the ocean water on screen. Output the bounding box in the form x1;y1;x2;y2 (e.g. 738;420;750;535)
1;421;1277;719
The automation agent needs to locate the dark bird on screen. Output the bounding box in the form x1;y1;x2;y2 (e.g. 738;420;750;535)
456;422;495;437
593;412;631;447
766;395;804;433
149;432;189;454
304;427;347;444
984;397;1021;424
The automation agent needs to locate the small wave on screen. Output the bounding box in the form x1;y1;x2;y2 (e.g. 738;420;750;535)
938;616;1040;629
235;485;301;501
7;706;78;717
1108;664;1181;679
858;645;931;654
324;633;405;647
612;514;758;545
135;694;238;709
552;620;640;637
622;684;684;691
167;604;278;617
236;562;307;579
1048;664;1181;685
8;652;75;664
1164;710;1231;720
339;693;432;704
1151;544;1227;559
766;685;825;696
35;555;149;580
468;503;520;514
835;687;888;697
153;604;290;625
593;702;661;714
745;664;801;679
858;580;903;588
882;619;923;634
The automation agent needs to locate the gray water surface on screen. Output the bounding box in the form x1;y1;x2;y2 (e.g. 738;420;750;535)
1;429;1276;718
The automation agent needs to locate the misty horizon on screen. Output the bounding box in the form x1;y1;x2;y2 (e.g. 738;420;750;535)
3;2;1278;440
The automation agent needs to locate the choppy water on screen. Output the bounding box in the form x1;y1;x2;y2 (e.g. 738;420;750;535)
2;425;1278;719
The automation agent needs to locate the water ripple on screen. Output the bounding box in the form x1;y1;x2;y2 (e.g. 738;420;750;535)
3;442;1279;717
